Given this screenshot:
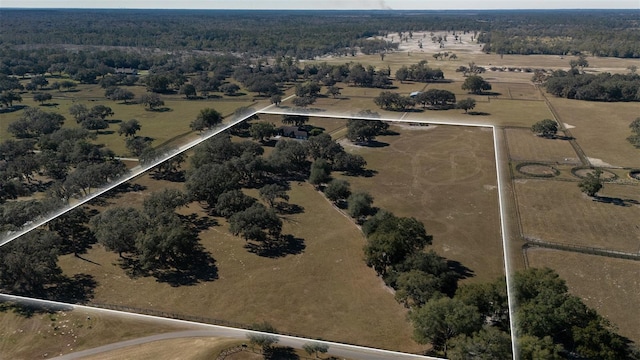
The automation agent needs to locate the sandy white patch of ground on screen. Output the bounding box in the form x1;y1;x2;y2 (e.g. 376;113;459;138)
371;31;485;55
588;158;619;168
391;123;438;131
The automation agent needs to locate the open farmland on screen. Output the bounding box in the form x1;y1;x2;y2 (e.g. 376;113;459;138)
505;128;578;164
545;97;640;168
58;178;424;353
1;10;640;357
515;179;640;253
335;124;503;284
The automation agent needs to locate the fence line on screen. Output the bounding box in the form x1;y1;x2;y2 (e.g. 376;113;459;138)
523;237;640;261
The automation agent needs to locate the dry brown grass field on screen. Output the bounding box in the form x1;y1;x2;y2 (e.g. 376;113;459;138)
515;179;640;253
546;98;640;168
54;120;504;352
0;307;188;359
505;128;578;163
526;248;640;344
58;176;423;353
81;338;244;360
335;124;504;284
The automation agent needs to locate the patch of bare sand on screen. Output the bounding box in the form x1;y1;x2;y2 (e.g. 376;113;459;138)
588;157;620;168
371;31;485;55
392;123;438;131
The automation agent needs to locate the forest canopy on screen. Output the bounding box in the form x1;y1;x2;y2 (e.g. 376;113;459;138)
0;9;639;59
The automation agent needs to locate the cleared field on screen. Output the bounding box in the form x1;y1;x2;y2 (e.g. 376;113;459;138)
502;83;543;101
515;179;640;253
526;248;640;344
337;124;504;283
547;97;640;168
59;180;423;353
0;307;188;359
505;128;578;163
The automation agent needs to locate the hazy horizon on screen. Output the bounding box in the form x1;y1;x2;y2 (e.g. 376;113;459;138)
1;0;637;10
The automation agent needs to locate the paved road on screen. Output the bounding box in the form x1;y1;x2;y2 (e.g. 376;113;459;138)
51;329;439;360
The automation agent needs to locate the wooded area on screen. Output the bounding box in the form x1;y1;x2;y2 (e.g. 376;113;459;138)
1;9;639;59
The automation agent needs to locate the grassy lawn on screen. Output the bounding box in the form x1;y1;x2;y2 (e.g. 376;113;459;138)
336;124;504;284
515;179;640;253
0;307;188;359
526;248;640;344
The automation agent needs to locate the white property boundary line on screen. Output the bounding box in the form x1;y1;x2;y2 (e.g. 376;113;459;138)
0;294;441;360
0;106;517;359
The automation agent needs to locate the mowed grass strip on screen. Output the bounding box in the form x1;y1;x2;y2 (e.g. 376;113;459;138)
526;248;640;344
505;128;579;163
0;308;188;360
547;97;640;168
58;181;422;352
515;179;640;253
336;124;503;283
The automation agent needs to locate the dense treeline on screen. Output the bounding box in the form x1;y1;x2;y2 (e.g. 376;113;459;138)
356;197;636;358
1;10;639;58
478;10;640;58
543;71;640;102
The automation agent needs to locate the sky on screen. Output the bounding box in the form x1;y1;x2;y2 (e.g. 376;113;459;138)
1;0;638;9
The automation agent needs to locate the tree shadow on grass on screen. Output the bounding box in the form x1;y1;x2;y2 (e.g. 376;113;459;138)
593;196;639;207
151;170;185;182
153;247;219;287
448;260;474;281
145;107;172;112
245;235;305;258
359;140;389;148
553;134;574;140
264;346;299;360
100;182;147;200
118;247;219;287
468;111;491;116
0;105;27;113
0;301;72;318
48;273;97;303
274;202;304;215
179;213;218;233
382;129;400;136
343;168;378;178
